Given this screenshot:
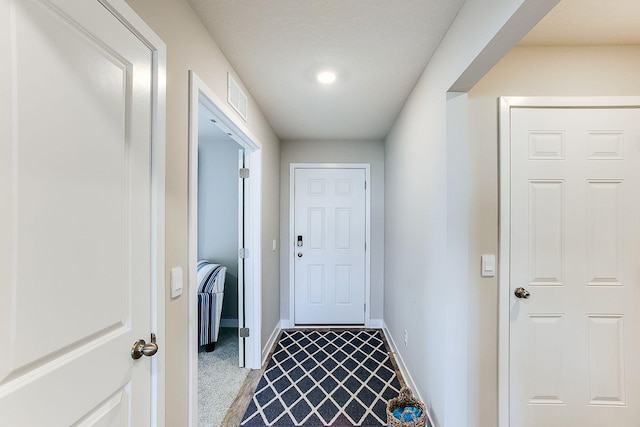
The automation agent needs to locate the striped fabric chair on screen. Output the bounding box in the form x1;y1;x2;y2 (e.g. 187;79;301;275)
197;260;227;352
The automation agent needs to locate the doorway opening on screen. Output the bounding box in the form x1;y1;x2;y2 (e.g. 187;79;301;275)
188;71;262;426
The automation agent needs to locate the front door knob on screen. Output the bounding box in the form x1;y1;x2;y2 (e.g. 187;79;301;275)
131;333;158;359
514;287;530;299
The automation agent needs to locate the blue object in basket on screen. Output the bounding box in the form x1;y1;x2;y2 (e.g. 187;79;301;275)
392;408;403;419
393;406;422;422
403;406;422;421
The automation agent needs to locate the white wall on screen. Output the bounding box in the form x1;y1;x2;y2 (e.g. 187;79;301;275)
198;138;240;321
465;44;640;426
383;1;558;426
124;0;281;424
280;140;385;323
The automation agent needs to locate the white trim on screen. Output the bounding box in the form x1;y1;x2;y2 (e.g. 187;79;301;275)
246;149;262;370
497;96;640;427
188;71;263;427
288;163;372;327
382;323;435;427
497;97;512;427
262;322;283;366
98;1;166;425
382;324;420;399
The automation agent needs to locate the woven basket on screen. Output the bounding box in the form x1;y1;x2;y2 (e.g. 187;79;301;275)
386;387;427;427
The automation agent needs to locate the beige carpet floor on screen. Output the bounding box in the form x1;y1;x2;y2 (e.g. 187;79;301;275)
198;327;250;427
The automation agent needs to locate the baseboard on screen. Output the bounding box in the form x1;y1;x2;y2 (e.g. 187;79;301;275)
220;318;239;328
382;323;420;396
383;322;436;427
262;321;283;366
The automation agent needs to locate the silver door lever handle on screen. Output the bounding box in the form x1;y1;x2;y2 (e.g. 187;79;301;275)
131;333;158;359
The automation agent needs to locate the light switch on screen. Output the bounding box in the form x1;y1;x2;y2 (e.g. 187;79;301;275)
481;255;495;277
171;266;183;298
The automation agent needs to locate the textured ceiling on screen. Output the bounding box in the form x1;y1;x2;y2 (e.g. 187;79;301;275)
191;0;639;142
187;0;466;141
520;0;640;45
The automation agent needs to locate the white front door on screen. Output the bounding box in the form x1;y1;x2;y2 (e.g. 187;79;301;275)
509;106;640;425
294;168;366;325
0;0;156;425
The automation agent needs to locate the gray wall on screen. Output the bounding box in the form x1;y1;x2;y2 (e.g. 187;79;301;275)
198;138;240;321
383;1;558;426
280;140;385;323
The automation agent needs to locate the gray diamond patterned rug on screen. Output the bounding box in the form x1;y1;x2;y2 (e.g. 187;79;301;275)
240;329;403;426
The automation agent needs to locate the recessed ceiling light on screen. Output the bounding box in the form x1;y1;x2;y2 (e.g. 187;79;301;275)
317;71;336;84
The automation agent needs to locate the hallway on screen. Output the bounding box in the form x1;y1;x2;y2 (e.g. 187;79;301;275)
2;0;639;425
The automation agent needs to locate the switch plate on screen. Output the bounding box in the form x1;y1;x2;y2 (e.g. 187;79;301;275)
481;255;495;277
171;266;183;298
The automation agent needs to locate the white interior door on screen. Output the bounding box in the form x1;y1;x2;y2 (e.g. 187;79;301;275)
0;0;156;424
509;106;640;426
294;168;366;325
238;148;246;366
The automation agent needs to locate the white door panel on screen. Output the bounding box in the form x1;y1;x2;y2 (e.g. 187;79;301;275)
510;107;640;426
238;148;246;366
294;168;366;324
0;0;154;424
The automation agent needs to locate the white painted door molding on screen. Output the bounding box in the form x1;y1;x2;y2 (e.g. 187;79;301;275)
187;71;263;427
109;3;167;424
498;96;640;427
288;163;371;327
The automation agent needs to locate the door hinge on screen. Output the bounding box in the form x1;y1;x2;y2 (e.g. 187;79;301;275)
365;242;367;251
239;327;250;338
239;248;249;258
364;181;367;190
364;303;366;312
239;168;250;179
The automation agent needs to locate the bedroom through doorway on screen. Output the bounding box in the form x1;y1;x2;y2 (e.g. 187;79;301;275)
188;71;263;426
196;105;249;426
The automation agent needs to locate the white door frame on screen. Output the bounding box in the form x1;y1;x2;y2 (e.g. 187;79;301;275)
497;96;640;426
98;1;167;424
188;71;263;427
288;163;371;327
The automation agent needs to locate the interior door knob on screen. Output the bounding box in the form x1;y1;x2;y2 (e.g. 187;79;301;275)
131;333;158;359
514;287;530;299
